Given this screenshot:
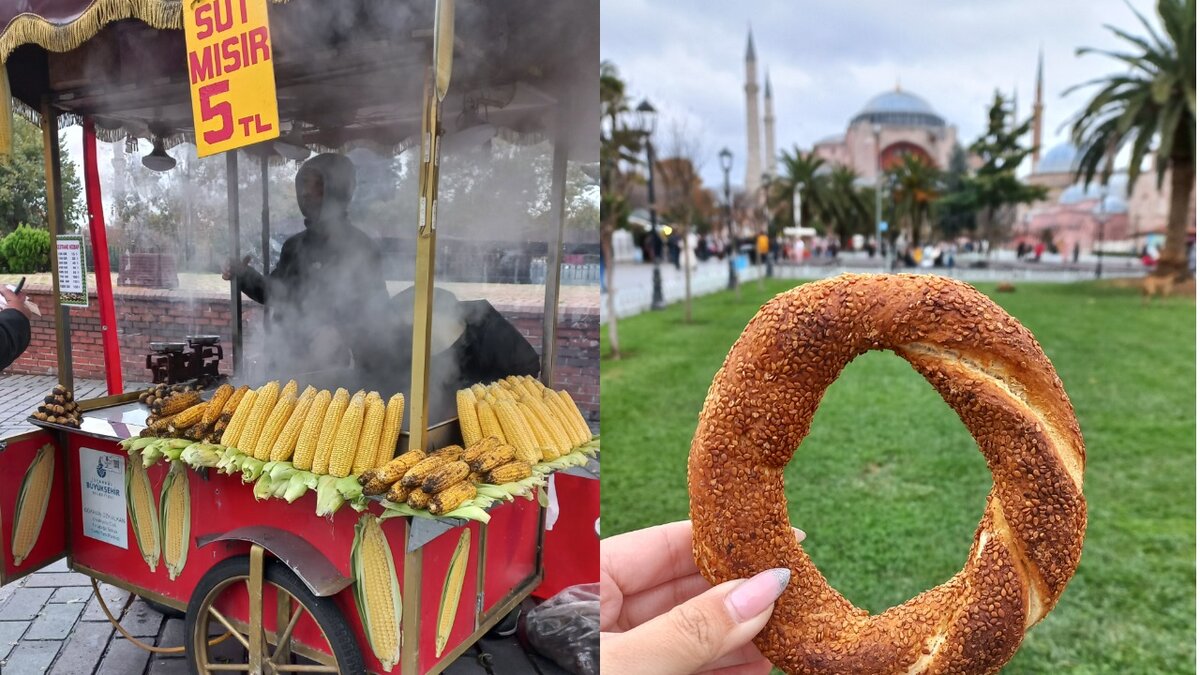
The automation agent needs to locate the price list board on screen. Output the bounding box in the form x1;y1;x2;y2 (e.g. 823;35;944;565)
56;234;88;307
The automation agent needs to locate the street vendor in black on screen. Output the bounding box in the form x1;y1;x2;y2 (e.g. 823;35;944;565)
224;153;391;373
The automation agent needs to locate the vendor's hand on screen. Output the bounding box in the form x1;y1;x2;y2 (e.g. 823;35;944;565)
0;286;30;320
600;520;803;675
221;255;253;281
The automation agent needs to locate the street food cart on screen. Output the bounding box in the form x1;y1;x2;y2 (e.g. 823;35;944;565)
0;0;599;672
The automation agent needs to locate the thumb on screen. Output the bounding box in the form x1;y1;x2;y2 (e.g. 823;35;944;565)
601;568;790;675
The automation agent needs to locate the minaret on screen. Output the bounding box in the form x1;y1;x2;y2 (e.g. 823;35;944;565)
743;28;762;194
1032;46;1044;168
763;69;777;178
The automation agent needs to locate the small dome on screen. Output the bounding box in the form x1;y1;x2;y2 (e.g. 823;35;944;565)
1058;175;1128;206
1093;194;1128;214
852;89;945;128
814;133;844;146
1037;142;1081;175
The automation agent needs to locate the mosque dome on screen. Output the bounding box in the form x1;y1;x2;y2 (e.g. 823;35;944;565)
1059;174;1128;208
851;89;945;128
1037;142;1082;175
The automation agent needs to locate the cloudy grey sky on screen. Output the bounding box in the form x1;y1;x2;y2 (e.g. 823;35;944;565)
601;0;1159;189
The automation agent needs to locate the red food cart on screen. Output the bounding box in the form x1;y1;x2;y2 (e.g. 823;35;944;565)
0;0;599;672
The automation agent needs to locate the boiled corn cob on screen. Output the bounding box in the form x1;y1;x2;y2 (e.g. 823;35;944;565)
160;461;191;581
292;389;332;471
374;393;405;469
456;389;482;447
401;454;457;489
429;482;476;516
353;394;386;476
543;390;588;446
351;515;402;671
476;401;506;444
312;388;351;475
436;529;471;656
518;402;558;461
486;460;532;485
126;460;160;572
220;389;258;448
522;394;573;455
494;400;540;464
202;384;235;427
422;461;470;494
11;445;54;566
280;379;298;400
253;393;297;460
468;444;516;474
237;381;281;455
270;390;316;462
462;436;501;464
328;392;367;478
557;390;592;443
470;383;488;400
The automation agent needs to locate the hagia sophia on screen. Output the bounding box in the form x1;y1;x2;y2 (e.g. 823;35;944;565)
741;31;1194;255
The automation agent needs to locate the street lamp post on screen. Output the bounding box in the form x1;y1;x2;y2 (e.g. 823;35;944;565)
761;172;772;282
636;99;664;310
873;123;884;268
719;147;738;295
1095;186;1108;280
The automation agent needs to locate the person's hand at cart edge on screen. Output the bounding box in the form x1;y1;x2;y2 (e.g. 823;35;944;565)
599;520;804;675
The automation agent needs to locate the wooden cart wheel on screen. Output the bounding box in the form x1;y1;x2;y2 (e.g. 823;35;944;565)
184;547;363;675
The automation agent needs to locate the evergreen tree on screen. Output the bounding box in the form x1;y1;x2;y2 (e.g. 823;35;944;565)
935;144;974;239
942;93;1046;244
0;117;84;235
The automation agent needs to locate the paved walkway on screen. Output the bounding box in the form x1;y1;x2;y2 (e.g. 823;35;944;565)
602;254;1148;321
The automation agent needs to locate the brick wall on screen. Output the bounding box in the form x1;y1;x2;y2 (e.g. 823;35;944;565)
6;288;599;422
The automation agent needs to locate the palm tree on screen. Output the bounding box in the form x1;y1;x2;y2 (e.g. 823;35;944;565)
1067;0;1195;279
772;147;830;232
823;166;873;243
600;61;643;359
887;153;942;248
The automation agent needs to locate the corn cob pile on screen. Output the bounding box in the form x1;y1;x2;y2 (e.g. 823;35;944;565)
30;385;80;428
120;375;597;524
456;375;592;462
214;381;405;477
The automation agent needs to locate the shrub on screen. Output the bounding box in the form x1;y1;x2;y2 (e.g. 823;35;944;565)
0;224;51;273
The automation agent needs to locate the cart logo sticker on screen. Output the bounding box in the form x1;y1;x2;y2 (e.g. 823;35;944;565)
184;0;280;157
80;448;127;550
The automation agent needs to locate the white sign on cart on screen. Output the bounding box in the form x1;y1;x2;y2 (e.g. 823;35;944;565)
80;447;127;549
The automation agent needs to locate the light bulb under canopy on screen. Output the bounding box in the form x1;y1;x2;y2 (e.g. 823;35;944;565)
142;138;176;172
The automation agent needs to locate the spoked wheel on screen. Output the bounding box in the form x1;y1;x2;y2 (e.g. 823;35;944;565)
185;546;363;674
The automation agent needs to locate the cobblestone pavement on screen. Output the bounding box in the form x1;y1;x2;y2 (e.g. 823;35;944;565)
0;562;565;673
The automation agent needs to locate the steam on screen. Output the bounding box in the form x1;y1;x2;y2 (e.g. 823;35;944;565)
85;0;598;427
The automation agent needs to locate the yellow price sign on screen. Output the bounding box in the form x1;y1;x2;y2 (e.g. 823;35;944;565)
183;0;280;157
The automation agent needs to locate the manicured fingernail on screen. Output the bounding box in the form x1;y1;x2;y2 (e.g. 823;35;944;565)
725;568;790;622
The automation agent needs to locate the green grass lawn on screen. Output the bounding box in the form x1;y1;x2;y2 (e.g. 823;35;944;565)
601;279;1195;674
